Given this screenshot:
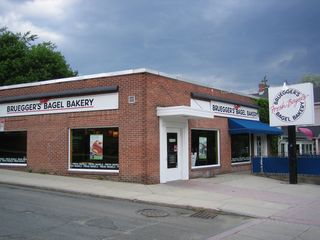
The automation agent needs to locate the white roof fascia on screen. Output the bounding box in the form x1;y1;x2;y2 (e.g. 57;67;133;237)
157;106;214;119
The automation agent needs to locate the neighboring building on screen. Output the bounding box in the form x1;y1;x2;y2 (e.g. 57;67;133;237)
0;69;282;184
278;85;320;156
252;75;269;99
279;128;315;156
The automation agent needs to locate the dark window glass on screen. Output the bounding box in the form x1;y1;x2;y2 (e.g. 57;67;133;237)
70;128;119;170
231;134;250;163
0;131;27;164
191;130;218;166
167;132;178;168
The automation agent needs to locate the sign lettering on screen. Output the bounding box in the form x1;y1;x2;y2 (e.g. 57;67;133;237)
191;99;259;120
0;92;118;117
211;101;259;120
269;83;314;126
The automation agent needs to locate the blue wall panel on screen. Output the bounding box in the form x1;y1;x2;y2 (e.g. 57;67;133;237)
252;156;320;175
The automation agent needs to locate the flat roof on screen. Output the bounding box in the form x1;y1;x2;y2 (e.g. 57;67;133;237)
0;68;254;99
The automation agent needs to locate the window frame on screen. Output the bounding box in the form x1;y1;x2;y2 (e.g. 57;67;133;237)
68;126;119;173
231;133;252;165
0;130;27;167
191;128;220;169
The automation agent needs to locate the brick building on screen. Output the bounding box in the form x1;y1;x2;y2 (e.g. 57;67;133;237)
0;69;281;184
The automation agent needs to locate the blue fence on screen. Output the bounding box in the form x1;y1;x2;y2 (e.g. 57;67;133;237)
252;156;320;175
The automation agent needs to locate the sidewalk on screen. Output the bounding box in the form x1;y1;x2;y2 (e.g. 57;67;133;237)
1;169;320;239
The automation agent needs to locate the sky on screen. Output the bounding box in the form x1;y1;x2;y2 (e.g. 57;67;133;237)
1;0;319;94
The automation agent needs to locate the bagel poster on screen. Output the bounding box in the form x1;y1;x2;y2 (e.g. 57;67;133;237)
269;83;314;126
90;134;103;160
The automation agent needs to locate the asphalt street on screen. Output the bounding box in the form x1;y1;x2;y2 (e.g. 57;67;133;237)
0;184;249;240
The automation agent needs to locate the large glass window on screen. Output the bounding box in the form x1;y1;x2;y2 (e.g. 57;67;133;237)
70;127;119;170
0;131;27;164
191;130;219;167
231;134;250;163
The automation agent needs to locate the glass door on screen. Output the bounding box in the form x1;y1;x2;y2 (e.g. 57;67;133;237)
167;132;178;168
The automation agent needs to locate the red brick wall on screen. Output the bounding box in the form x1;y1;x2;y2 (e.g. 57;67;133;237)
0;72;255;183
1;73;149;183
143;73;254;181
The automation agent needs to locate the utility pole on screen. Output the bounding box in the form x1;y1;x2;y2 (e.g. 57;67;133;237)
288;125;297;184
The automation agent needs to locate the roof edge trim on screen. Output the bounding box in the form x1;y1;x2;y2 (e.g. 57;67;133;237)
0;85;118;104
0;69;148;91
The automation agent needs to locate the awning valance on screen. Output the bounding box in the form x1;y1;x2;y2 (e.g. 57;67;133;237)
228;118;283;135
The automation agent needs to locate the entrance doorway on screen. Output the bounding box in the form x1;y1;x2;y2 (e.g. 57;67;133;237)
254;135;268;157
165;128;182;182
157;107;213;183
159;118;189;183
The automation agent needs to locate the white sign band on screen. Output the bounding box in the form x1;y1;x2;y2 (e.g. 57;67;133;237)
0;92;119;117
191;99;259;121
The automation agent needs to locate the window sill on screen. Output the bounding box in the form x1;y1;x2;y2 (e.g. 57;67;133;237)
191;164;220;170
231;162;251;166
68;168;119;173
0;163;27;167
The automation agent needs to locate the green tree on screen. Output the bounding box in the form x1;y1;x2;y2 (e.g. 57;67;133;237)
254;98;279;155
0;27;77;86
254;98;269;123
300;74;320;86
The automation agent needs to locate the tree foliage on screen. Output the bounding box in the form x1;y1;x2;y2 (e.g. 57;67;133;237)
0;27;77;86
253;98;279;155
254;98;269;123
300;74;320;86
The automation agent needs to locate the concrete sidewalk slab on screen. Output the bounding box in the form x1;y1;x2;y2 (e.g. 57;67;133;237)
209;219;319;240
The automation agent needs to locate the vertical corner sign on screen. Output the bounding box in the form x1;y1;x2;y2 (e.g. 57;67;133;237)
268;83;315;127
0;119;4;131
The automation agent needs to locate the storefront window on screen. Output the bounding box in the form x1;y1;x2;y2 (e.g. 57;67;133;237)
191;130;219;167
70;127;119;170
231;134;250;163
0;131;27;164
299;143;314;155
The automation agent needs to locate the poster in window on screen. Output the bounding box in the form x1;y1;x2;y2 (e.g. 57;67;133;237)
90;134;103;160
198;137;207;160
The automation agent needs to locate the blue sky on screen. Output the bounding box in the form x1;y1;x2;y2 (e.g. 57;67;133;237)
1;0;319;93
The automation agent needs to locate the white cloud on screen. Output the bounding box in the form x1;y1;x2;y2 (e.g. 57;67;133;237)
19;0;78;20
0;0;78;43
267;48;307;70
0;12;63;43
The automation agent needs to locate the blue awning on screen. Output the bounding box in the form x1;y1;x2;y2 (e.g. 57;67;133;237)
228;118;283;135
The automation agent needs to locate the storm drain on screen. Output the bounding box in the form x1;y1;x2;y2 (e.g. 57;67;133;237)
189;210;217;219
137;209;169;217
